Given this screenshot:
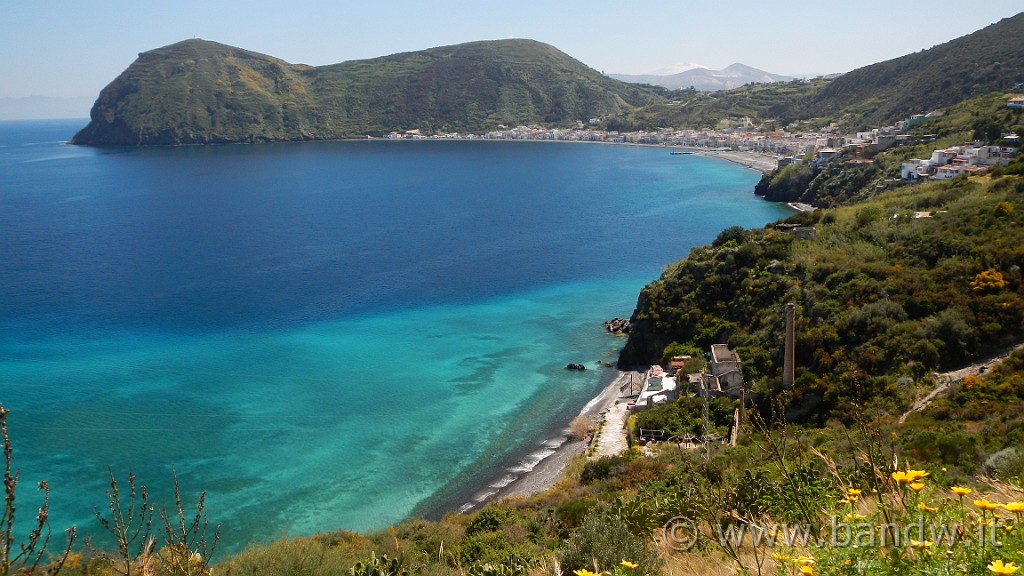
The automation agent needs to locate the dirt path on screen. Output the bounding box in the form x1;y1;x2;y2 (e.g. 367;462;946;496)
591;397;630;458
900;342;1024;422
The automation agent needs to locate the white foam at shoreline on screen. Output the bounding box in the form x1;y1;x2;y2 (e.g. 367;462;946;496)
507;448;556;473
489;474;517;489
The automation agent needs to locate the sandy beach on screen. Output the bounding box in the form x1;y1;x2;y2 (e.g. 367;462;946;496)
697;149;779;174
460;369;642;509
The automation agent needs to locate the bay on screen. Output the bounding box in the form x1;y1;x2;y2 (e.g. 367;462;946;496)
0;120;791;552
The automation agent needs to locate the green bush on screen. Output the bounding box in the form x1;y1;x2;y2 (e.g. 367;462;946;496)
219;537;373;576
557;513;661;576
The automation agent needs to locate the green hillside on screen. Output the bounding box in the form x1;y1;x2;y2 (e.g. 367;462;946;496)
71;39;662;146
608;12;1024;132
811;12;1024;126
619;164;1024;425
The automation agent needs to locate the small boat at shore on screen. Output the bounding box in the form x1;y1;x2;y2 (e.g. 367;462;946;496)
670;151;695;155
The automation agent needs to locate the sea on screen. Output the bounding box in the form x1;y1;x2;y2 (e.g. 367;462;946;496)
0;119;792;553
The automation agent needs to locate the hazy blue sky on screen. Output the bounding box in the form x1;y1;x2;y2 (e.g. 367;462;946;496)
3;1;1021;99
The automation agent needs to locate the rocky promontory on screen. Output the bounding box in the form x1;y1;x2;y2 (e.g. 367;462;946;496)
72;38;662;146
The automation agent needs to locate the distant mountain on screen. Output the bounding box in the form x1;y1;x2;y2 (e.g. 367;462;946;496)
611;63;794;91
0;96;93;120
647;62;707;76
72;39;663;146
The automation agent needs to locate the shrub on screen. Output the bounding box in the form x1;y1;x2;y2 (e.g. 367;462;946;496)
712;226;747;248
970;268;1006;293
580;455;633;485
466;508;517;536
219;537;371;576
569;415;597;441
557;513;661;576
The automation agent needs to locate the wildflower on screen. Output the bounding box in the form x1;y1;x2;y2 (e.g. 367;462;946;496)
988;559;1021;574
847;488;862;497
843;513;866;522
798;566;814;575
910;539;934;549
772;553;791;562
792;556;815;566
907;469;929;482
620;560;638;570
977;499;1002;511
1004;502;1024;514
952;486;973;497
892;471;911;484
909;481;926;492
574;570;600;576
918;502;939;513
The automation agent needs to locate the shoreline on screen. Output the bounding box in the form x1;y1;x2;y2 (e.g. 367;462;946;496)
458;369;642;512
695;149;779;174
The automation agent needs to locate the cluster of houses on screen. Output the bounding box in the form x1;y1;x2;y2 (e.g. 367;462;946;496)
900;144;1018;181
628;344;745;413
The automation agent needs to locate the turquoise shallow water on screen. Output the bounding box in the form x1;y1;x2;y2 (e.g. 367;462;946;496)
0;121;792;552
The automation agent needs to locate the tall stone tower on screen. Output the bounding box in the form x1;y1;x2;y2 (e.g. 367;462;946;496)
783;302;795;389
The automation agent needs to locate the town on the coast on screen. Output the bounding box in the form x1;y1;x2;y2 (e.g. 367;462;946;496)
387;94;1022;181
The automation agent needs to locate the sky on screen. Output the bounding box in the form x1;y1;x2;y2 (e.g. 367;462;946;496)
2;1;1022;103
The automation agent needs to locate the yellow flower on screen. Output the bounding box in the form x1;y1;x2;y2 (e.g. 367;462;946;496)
977;499;1002;511
907;469;929;482
1004;502;1024;514
952;486;973;496
847;488;862;496
989;559;1021;575
911;539;934;549
792;556;815;566
620;560;638;570
798;566;814;575
573;570;600;576
909;481;926;492
771;553;791;562
843;513;866;522
892;471;910;484
918;502;939;513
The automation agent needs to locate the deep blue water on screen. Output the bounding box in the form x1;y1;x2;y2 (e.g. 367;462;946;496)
0;120;791;553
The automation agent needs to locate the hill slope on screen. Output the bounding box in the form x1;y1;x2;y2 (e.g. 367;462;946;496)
809;12;1024;125
609;12;1024;131
72;39;662;146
